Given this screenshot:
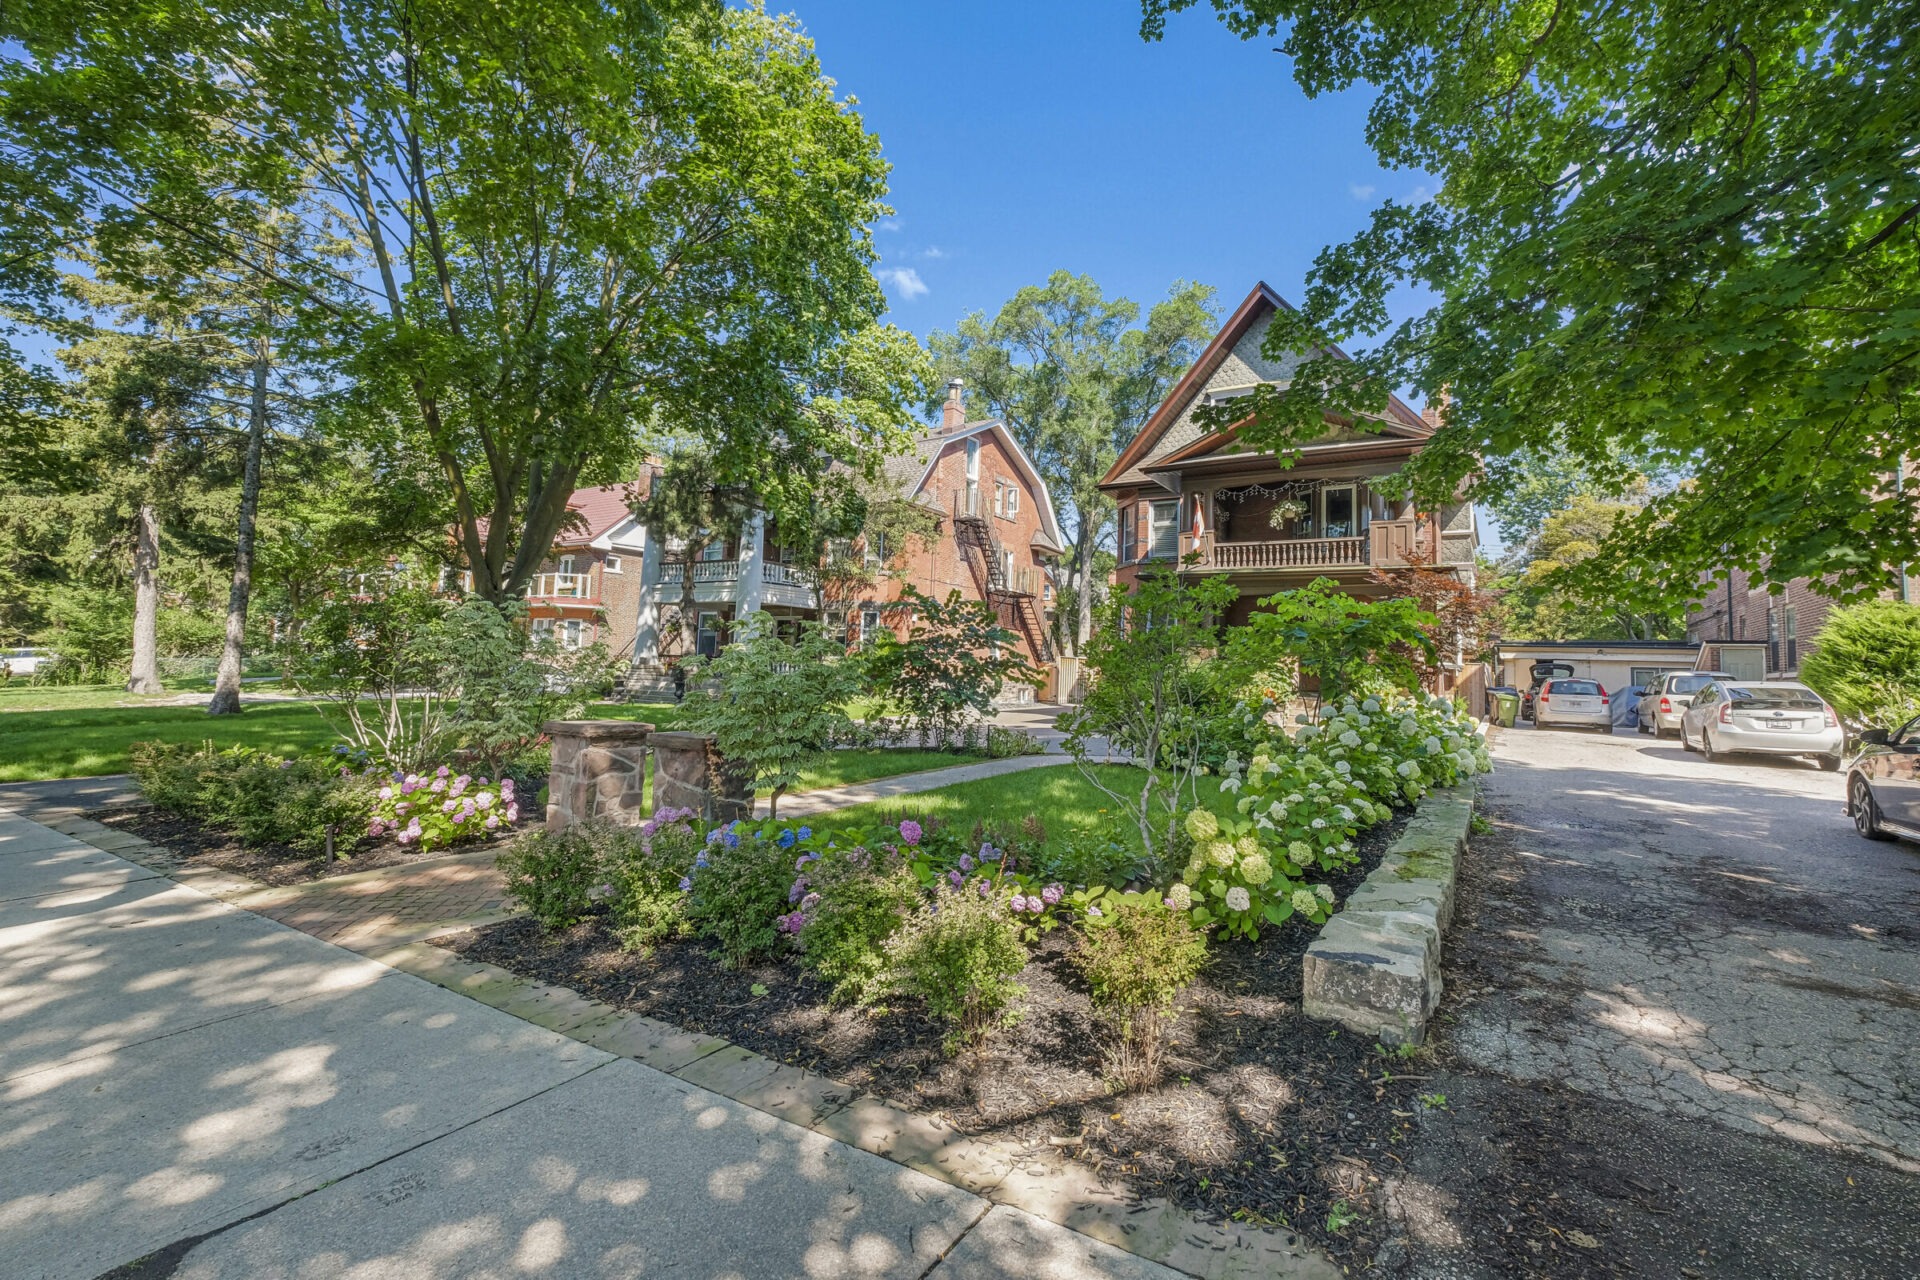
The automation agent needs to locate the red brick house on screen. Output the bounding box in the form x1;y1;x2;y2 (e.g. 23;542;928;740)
598;387;1066;699
1100;281;1478;629
1685;566;1911;681
472;485;649;655
848;380;1067;696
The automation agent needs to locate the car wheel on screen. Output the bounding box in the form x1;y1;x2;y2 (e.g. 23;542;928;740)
1852;775;1891;840
1651;722;1665;740
1818;753;1842;773
1681;723;1696;753
1701;727;1720;763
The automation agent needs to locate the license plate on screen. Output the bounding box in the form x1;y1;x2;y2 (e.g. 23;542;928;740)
1764;720;1793;730
1562;700;1594;711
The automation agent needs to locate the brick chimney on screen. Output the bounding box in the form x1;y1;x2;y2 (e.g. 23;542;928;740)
941;377;966;431
1420;385;1452;430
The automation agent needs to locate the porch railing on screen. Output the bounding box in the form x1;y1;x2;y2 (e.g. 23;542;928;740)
657;560;741;585
1197;536;1369;571
762;562;813;587
524;572;597;601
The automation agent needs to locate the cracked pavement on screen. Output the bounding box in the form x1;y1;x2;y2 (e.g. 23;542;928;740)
1386;725;1920;1278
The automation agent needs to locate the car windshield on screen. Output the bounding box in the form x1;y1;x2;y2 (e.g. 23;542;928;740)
1669;674;1720;694
1728;687;1822;710
1552;680;1602;696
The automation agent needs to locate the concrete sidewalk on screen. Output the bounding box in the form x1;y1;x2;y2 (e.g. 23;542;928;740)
0;803;1247;1280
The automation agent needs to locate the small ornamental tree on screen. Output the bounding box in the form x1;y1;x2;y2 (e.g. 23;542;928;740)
864;586;1041;739
1226;577;1435;708
1060;570;1239;863
1800;600;1920;732
682;613;867;817
1368;551;1501;690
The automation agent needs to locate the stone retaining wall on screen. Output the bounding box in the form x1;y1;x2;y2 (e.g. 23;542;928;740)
1301;785;1474;1046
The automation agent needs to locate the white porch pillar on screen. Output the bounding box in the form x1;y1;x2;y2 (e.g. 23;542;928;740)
735;514;767;618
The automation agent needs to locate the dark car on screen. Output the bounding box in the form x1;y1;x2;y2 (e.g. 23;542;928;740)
1847;715;1920;842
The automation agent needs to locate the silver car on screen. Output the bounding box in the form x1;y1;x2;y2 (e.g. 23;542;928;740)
1679;680;1845;770
1636;670;1734;738
1533;677;1613;731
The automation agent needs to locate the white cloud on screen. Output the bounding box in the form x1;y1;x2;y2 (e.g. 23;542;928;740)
1349;183;1376;201
875;217;903;233
920;246;947;260
877;267;928;300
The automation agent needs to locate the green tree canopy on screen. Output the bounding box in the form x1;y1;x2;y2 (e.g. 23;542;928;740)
1146;0;1920;605
927;273;1216;651
3;0;923;600
1499;495;1685;641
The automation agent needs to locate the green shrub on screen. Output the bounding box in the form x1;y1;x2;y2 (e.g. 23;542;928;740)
1071;903;1208;1088
794;853;920;1005
605;809;703;952
684;824;795;965
884;884;1029;1052
497;827;607;931
128;740;373;855
1801;599;1920;731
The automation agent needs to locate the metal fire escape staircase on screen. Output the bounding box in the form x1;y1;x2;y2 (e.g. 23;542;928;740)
952;490;1054;663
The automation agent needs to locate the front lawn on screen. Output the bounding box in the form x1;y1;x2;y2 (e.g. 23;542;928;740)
0;701;340;781
789;748;986;794
802;761;1241;851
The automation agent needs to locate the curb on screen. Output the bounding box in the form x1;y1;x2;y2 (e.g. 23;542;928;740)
1301;784;1475;1045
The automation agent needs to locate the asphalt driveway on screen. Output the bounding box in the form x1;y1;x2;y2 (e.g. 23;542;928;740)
1387;725;1920;1278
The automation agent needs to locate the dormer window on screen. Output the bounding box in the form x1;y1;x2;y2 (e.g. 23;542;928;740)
1201;383;1262;408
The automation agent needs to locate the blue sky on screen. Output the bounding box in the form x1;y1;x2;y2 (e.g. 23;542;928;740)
792;1;1436;367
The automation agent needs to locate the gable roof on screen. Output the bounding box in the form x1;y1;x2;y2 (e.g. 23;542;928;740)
881;419;1068;554
554;484;641;545
1101;280;1433;491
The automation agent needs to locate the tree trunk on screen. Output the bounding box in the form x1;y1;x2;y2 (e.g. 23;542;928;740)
209;340;271;716
1074;516;1099;654
127;502;163;694
677;534;705;659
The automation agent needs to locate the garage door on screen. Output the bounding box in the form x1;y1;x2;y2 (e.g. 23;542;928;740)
1721;648;1766;680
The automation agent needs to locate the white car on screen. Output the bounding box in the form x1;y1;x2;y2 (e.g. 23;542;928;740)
1533;678;1613;732
1679;680;1845;771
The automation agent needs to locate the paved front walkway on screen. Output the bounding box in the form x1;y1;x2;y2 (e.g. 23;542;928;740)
763;753;1073;819
236;850;513;950
0;803;1246;1280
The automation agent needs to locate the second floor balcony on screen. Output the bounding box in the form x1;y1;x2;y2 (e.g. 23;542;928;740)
524;571;599;603
1180;519;1476;575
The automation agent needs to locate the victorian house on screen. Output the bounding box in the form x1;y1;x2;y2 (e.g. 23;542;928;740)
1101;281;1478;628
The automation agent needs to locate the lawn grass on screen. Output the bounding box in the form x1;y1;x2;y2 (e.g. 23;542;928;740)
0;701;341;781
799;761;1239;849
789;748;986;794
0;677;286;714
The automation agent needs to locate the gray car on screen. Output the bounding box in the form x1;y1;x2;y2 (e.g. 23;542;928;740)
1679;680;1845;770
1636;670;1734;738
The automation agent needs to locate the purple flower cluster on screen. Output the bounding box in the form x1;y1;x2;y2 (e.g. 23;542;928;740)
898;819;922;846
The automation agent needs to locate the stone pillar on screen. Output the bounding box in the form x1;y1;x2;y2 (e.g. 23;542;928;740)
542;720;653;832
650;730;753;824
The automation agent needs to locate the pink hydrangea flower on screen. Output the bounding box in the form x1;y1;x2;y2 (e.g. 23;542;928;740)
898;820;922;846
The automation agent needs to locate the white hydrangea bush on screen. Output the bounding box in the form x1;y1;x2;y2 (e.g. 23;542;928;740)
1165;693;1490;943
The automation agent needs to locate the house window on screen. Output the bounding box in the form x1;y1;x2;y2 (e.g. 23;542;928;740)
1785;604;1798;669
1148;501;1179;559
698;537;726;562
696;611;722;658
993;481;1005;517
860;607;882;646
1321;485;1357;539
1767;605;1780;671
561;619;584;651
531;618;555;644
604;554;623;574
865;532;889;567
965;438;980;481
1119;506;1136;564
1005;485;1021;517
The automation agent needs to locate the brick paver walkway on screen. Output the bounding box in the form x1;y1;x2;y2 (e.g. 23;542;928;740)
236;850;510;952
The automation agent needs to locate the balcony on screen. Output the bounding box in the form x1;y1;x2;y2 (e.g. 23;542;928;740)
1180;519;1475;575
524;572;598;603
656;560;742;585
761;562;813;587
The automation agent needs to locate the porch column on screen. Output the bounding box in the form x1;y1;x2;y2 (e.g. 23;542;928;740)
735;514;767;618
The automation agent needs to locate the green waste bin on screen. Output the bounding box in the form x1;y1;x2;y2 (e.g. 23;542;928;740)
1492;691;1519;728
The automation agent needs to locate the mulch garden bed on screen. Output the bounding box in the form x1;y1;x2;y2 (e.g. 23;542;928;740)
91;804;515;887
437;807;1431;1265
